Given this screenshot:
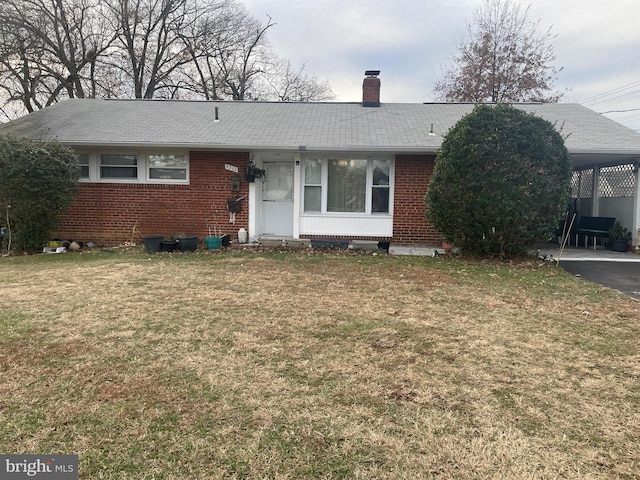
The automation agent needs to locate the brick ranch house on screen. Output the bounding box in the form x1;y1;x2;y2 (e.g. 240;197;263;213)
1;71;640;248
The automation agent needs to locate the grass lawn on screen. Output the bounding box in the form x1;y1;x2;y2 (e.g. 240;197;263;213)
1;248;639;479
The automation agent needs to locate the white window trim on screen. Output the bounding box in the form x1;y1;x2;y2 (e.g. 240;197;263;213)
75;150;190;185
147;153;189;182
100;152;139;182
76;152;91;181
302;155;394;216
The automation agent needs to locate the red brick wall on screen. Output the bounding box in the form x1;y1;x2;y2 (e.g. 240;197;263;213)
393;154;442;246
54;151;250;246
55;151;443;247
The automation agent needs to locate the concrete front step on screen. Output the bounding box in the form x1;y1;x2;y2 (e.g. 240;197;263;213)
256;237;311;248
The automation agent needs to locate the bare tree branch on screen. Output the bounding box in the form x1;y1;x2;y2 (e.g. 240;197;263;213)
256;59;334;102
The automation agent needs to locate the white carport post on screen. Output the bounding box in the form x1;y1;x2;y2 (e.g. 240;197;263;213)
591;166;601;217
292;153;302;239
248;181;258;243
633;161;640;249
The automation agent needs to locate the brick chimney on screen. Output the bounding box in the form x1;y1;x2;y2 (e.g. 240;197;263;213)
363;70;381;107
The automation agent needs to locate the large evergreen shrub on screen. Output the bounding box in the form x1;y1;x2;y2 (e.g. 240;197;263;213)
425;104;571;258
0;136;79;253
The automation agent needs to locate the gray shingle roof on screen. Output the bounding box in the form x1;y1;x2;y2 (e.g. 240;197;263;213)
1;99;640;166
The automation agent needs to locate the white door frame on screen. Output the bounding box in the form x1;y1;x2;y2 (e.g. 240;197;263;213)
261;161;294;236
247;152;300;242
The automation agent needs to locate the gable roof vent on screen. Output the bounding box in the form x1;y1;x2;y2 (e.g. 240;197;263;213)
363;70;381;107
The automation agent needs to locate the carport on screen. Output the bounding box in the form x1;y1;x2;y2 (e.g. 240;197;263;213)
567;152;640;250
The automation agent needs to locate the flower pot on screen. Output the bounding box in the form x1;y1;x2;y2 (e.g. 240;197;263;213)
245;174;256;183
609;240;628;252
161;240;178;252
204;236;222;250
144;235;164;253
178;235;197;252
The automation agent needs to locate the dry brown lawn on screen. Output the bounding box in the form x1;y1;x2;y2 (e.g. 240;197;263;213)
1;248;639;479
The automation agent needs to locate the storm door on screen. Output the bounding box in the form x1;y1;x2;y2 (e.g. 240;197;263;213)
261;162;294;236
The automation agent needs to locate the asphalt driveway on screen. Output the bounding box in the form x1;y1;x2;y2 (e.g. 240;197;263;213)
559;261;640;301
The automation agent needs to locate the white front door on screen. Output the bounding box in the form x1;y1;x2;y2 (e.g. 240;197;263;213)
262;162;294;236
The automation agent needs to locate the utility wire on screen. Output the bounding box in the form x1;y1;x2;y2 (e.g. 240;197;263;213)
599;107;640;114
581;80;640;105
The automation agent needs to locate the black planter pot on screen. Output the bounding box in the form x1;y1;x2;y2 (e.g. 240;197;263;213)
144;235;163;253
245;173;256;183
609;240;628;252
178;235;198;252
377;241;391;252
161;240;178;252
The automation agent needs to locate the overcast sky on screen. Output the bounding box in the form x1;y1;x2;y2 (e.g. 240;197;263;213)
242;0;640;132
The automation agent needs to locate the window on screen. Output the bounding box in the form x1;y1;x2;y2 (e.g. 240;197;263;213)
372;160;390;213
303;157;392;214
77;153;89;179
100;154;137;179
304;159;322;212
328;159;367;212
77;150;189;183
148;154;187;180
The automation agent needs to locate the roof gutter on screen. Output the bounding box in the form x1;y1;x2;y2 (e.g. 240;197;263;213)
60;142;640;158
567;148;640;156
63;141;442;154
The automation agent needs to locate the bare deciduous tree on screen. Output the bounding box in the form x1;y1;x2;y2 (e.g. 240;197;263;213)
103;0;202;99
257;59;334;102
207;10;273;100
179;5;272;101
433;0;563;103
0;0;116;116
0;0;333;120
